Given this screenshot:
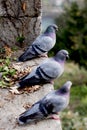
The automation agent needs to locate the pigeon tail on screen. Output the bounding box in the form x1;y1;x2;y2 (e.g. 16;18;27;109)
18;52;36;62
19;75;45;88
17;103;45;125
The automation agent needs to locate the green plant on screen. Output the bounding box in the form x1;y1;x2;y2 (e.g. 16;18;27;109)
54;63;87;90
0;57;16;88
0;48;5;53
49;1;87;69
61;111;87;130
16;35;25;43
16;34;25;48
54;62;87;129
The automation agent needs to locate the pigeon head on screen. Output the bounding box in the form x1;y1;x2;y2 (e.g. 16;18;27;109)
58;81;72;95
55;50;69;62
49;24;58;31
45;24;58;34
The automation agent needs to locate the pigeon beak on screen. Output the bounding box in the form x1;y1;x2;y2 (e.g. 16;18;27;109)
56;27;58;31
67;81;72;90
67;85;71;90
66;54;69;59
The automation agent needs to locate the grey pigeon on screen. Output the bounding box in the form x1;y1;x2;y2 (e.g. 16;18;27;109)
10;50;69;94
18;24;58;61
17;81;72;125
12;50;69;92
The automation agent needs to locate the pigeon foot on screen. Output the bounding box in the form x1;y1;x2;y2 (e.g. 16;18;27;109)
39;53;48;58
48;114;60;120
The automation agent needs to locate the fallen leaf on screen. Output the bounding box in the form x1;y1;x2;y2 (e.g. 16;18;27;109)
4;45;12;57
23;103;32;110
22;2;26;12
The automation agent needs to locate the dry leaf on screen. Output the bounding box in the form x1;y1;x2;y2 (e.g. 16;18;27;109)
23;103;32;109
22;2;26;12
4;45;12;57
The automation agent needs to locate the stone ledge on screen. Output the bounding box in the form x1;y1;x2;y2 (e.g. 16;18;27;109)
0;57;62;130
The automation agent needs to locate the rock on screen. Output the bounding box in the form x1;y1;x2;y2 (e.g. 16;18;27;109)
0;0;41;48
0;84;62;130
12;57;48;72
0;57;62;130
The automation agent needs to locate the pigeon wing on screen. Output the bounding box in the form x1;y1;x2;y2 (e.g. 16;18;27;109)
32;35;55;55
41;93;67;114
37;61;63;80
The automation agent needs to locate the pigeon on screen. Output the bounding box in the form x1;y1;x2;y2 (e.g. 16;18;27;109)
18;24;58;62
17;81;72;125
10;50;69;93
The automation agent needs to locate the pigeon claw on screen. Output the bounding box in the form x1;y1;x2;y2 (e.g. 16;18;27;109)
39;53;48;58
48;114;60;120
